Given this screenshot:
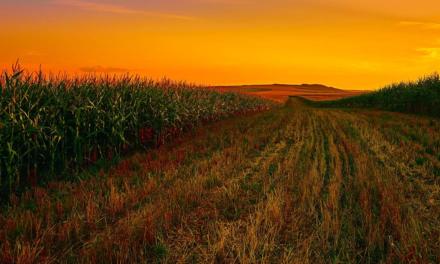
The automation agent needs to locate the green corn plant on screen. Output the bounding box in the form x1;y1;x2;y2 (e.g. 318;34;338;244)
0;65;274;198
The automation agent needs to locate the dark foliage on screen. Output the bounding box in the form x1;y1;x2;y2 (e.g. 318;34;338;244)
309;73;440;118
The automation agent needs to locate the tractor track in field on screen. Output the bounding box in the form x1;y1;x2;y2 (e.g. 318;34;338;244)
1;98;439;263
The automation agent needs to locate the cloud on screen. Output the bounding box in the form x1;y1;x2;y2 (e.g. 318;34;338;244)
79;66;130;73
25;50;45;57
417;47;440;59
52;0;195;20
399;20;440;29
399;21;440;60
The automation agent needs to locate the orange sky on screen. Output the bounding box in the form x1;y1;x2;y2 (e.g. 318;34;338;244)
1;0;440;90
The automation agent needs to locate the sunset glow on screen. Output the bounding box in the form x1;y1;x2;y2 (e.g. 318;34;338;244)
2;0;440;89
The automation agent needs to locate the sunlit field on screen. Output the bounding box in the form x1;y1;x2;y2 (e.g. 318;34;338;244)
2;1;440;263
1;68;439;263
213;84;367;103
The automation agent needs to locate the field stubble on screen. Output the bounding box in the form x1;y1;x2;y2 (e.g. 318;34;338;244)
0;98;439;263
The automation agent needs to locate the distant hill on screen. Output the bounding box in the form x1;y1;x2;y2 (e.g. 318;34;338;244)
212;84;367;102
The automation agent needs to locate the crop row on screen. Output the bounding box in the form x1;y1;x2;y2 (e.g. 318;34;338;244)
0;66;274;198
311;73;440;117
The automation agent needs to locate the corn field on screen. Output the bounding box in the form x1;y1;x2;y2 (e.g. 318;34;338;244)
0;65;273;198
311;73;440;117
1;97;438;263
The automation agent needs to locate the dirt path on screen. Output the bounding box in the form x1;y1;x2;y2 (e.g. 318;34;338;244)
1;98;439;263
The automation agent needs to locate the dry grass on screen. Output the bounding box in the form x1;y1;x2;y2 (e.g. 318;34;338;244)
1;98;439;263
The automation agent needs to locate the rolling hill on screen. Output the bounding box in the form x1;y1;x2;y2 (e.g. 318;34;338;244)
213;84;367;102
